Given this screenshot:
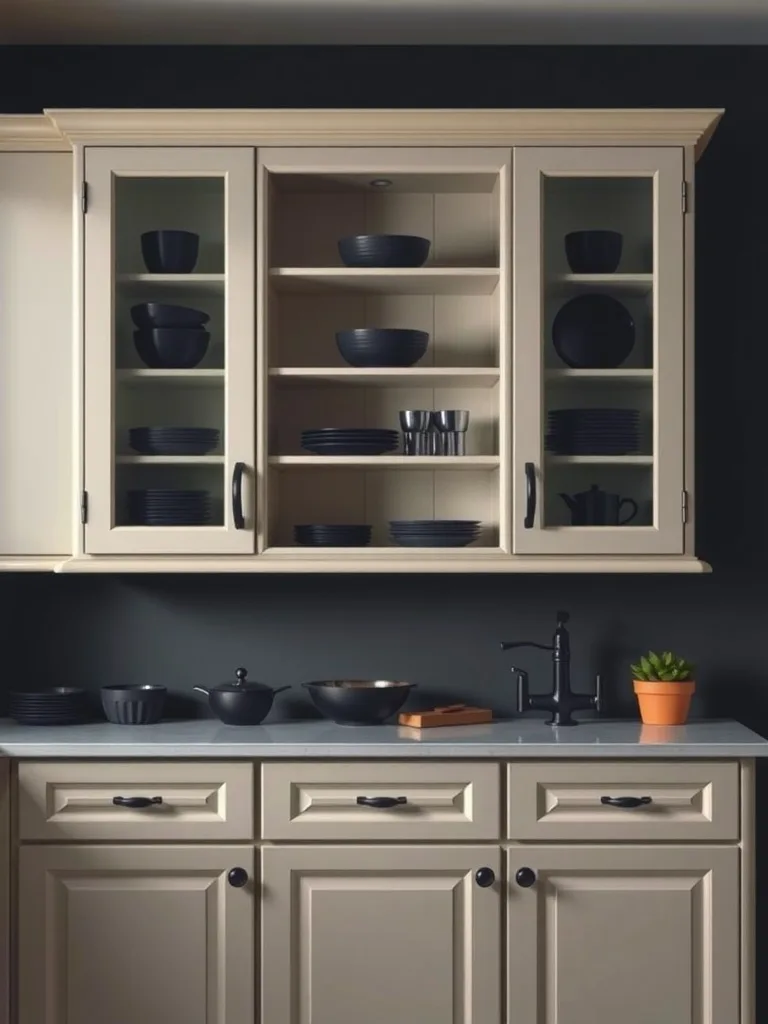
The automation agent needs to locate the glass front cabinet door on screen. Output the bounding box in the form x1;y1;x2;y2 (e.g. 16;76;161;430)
512;147;685;556
83;147;255;554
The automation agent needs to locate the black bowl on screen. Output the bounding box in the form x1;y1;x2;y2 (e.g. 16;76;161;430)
130;303;210;330
336;328;429;368
141;230;199;274
565;230;623;274
338;234;431;268
101;685;167;725
134;328;210;369
303;680;415;725
552;294;635;369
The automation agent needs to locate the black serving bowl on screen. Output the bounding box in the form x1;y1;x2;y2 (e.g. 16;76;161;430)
100;685;167;725
130;303;210;330
336;328;429;368
141;230;200;274
564;231;623;274
134;328;210;369
303;680;415;725
338;234;431;268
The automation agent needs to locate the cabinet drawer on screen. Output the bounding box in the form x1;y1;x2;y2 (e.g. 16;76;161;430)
507;761;739;841
262;761;500;840
18;761;254;841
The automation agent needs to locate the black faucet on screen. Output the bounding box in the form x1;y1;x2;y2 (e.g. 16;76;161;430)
500;610;602;727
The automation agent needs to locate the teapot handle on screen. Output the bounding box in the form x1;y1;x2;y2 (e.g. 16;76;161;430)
619;498;638;525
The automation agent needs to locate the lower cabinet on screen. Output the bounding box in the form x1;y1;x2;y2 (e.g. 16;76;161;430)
507;845;740;1024
261;844;501;1024
18;844;255;1024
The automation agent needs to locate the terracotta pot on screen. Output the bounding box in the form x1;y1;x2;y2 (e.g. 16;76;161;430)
633;679;695;726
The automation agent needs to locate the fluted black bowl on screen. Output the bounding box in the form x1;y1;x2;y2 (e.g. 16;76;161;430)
134;328;210;369
100;685;167;725
130;303;210;330
336;328;429;368
565;231;623;274
303;680;415;725
338;234;431;268
141;230;199;274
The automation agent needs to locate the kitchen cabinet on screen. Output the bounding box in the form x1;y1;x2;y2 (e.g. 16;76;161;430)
261;844;501;1024
18;844;255;1024
507;845;740;1024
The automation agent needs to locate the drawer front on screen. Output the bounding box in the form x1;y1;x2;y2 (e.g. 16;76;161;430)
18;761;254;841
262;761;500;840
507;760;739;841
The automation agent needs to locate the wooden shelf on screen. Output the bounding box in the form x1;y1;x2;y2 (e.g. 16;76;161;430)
546;369;653;383
547;455;653;466
270;455;500;469
269;367;501;387
117;273;225;285
116;456;224;466
269;267;500;295
117;369;225;386
552;273;654;297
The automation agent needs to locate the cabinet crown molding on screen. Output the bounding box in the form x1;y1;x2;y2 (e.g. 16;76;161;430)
0;115;68;152
40;108;723;157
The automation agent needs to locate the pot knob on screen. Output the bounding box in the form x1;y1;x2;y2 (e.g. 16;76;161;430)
235;667;248;686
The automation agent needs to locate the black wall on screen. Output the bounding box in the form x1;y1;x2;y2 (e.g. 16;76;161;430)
0;42;766;996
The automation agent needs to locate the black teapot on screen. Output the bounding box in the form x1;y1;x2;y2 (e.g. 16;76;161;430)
560;484;638;526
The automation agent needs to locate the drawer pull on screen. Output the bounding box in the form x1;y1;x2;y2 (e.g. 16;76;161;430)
227;867;249;888
600;796;652;809
515;867;537;888
112;796;163;809
356;796;407;809
475;867;496;888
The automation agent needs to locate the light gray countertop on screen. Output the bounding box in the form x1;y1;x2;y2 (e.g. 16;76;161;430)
0;718;764;758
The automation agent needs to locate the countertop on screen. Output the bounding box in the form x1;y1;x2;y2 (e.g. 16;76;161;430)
0;718;765;758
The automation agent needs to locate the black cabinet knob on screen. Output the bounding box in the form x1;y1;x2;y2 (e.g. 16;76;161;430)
515;867;536;888
475;867;496;888
112;796;162;809
600;796;652;809
227;867;249;888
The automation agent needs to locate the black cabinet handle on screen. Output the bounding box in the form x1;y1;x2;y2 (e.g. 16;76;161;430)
600;796;652;809
524;462;536;529
475;867;496;888
232;461;246;530
515;867;537;888
356;796;407;809
112;796;162;809
227;867;249;888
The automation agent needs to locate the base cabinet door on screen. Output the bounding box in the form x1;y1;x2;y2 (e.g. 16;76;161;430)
507;845;739;1024
18;844;255;1024
261;844;500;1024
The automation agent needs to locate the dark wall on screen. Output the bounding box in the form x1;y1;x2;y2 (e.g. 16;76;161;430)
0;41;766;995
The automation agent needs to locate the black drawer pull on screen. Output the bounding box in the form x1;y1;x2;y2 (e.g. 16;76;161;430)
600;796;652;809
356;796;407;809
112;796;163;809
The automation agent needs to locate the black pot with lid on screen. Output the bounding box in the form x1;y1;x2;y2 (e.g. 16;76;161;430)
194;668;289;726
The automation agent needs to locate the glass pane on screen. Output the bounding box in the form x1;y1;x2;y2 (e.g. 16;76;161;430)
541;175;654;530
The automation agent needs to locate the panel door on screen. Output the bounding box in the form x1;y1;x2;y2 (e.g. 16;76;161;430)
507;845;739;1024
513;147;685;555
261;844;500;1024
18;844;255;1024
83;147;256;554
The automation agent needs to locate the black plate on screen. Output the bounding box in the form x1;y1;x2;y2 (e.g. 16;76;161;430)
302;444;398;455
390;536;477;547
390;519;481;528
552;294;635;369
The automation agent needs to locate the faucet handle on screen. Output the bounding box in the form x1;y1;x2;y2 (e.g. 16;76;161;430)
512;667;530;714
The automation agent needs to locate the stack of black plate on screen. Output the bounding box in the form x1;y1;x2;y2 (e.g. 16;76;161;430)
294;524;372;547
546;408;640;455
127;489;213;526
389;520;482;547
129;427;220;456
9;687;89;726
301;428;399;456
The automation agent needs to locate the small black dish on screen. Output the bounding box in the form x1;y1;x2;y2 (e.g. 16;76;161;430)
129;427;220;456
133;328;210;369
338;234;431;268
552;294;635;369
303;679;415;725
130;303;210;330
565;230;623;274
336;328;429;368
101;685;167;725
141;230;200;274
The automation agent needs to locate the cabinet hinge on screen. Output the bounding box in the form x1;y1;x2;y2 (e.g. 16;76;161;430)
681;489;689;524
81;181;89;215
681;181;689;215
80;490;88;525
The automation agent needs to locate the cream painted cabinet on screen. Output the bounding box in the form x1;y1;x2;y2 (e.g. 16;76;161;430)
261;844;501;1024
507;845;740;1024
18;844;255;1024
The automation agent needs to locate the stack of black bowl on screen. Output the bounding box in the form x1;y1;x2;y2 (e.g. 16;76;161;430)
129;427;220;456
301;428;399;456
294;524;372;547
130;303;210;369
546;408;640;455
389;519;481;547
9;687;89;726
336;328;429;368
127;489;213;526
338;234;431;268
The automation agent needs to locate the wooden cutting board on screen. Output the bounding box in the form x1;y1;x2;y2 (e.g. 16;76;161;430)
398;704;492;728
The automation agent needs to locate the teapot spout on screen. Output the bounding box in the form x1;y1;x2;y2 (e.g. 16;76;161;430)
559;492;578;513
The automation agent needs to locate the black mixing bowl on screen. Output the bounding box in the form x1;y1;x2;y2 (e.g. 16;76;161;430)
303;680;415;725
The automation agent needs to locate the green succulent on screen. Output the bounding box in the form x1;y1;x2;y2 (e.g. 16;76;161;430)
631;650;694;682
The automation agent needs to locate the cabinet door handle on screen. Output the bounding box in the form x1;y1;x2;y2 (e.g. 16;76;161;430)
524;462;536;528
355;796;407;809
232;461;246;530
227;867;249;888
112;796;163;809
600;796;652;809
475;867;496;888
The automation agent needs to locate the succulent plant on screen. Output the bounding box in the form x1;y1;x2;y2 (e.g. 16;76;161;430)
631;650;694;682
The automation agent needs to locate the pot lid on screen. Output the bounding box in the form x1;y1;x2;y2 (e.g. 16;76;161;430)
210;667;273;693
